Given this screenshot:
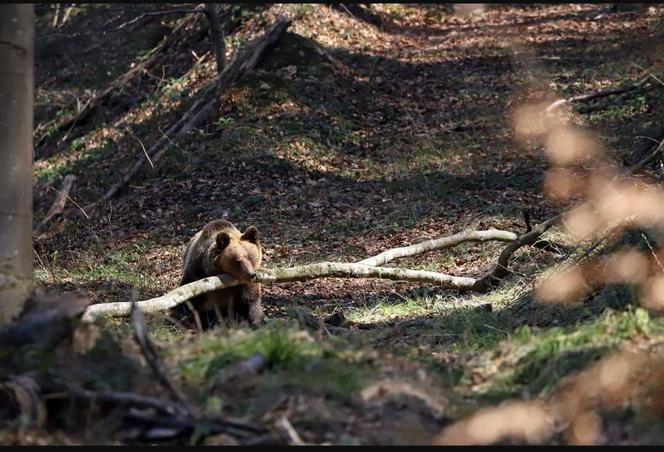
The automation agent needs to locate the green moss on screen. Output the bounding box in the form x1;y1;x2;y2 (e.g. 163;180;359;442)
172;322;369;404
347;297;433;323
464;308;659;400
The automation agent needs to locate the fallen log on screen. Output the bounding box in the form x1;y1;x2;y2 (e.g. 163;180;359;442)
82;264;478;322
80;221;566;322
81;219;569;322
82;224;558;322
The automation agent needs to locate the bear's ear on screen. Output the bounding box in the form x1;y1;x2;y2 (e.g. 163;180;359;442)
241;226;259;244
216;232;231;250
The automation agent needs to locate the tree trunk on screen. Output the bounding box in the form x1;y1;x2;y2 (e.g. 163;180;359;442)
203;3;225;74
0;4;34;324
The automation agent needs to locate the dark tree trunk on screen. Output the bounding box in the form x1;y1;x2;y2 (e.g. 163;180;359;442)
203;3;225;74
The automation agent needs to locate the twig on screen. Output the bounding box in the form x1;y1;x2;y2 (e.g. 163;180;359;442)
67;386;190;418
523;209;533;233
473;216;561;292
624;138;664;177
641;233;664;274
544;74;655;113
275;416;306;446
571;235;608;265
82;114;186;215
102;7;205;34
129;301;196;417
52;4;61;27
61;5;74;27
35;174;77;233
57;96;93;146
123;411;266;439
127;129;154;170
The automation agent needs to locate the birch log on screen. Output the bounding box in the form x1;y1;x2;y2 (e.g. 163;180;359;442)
82;264;477;322
358;229;517;267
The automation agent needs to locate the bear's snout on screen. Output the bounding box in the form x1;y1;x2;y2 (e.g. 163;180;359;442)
238;259;257;282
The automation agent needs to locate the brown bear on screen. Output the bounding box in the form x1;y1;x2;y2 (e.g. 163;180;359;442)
171;219;264;329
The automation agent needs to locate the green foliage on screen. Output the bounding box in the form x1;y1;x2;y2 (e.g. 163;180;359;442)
174;323;368;401
347;296;434;324
293;4;315;18
160;75;189;99
466;308;658;400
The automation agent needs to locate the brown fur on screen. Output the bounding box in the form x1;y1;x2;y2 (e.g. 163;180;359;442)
171;219;264;329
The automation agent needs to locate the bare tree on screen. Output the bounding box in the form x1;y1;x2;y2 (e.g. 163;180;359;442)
0;4;34;324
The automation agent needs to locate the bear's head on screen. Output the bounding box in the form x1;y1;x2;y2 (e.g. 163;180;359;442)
213;226;262;283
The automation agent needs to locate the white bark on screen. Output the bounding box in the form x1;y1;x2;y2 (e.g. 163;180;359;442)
82;263;477;322
358;229;516;267
81;224;558;322
82;274;238;322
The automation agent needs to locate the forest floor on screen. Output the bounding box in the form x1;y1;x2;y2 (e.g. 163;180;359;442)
10;2;664;445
